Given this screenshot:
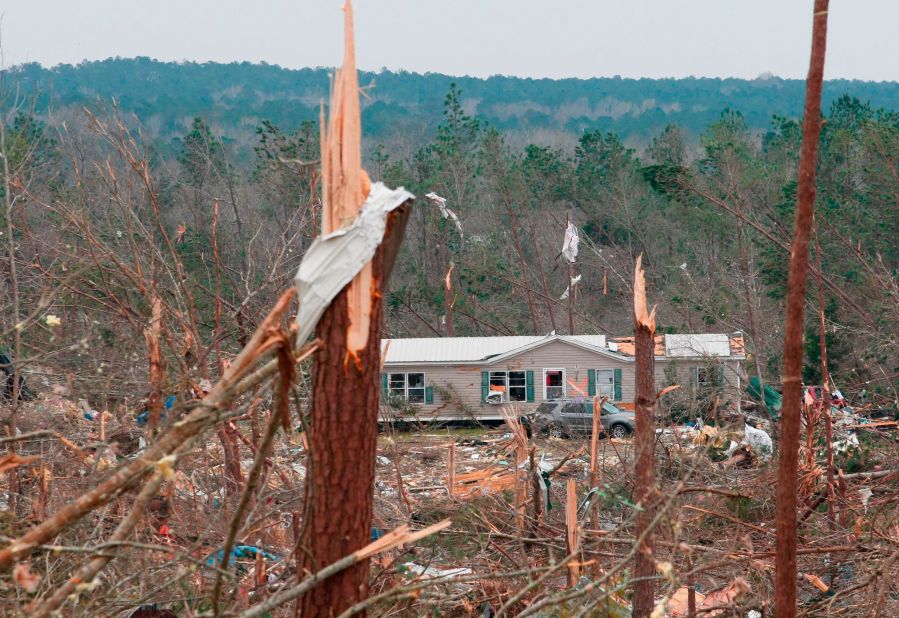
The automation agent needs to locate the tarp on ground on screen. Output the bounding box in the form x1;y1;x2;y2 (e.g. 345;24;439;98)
747;375;782;416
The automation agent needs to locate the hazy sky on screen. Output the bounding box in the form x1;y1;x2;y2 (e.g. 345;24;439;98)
2;1;896;81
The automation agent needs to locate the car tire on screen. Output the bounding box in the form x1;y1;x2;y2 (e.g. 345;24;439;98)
609;424;631;439
547;422;566;439
519;417;533;439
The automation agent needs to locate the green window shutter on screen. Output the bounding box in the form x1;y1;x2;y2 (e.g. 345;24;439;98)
526;370;535;402
587;369;596;397
613;368;622;401
425;386;434;404
381;373;388;399
481;371;489;402
717;366;725;387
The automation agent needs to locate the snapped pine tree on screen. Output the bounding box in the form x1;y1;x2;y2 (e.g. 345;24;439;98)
632;254;657;617
296;2;412;616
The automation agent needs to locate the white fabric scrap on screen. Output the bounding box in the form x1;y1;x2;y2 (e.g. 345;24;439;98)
425;191;463;237
561;221;579;263
832;433;859;454
559;274;582;300
743;424;773;460
859;487;872;513
294;182;414;343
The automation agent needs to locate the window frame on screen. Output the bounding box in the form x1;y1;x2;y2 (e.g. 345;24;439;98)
696;368;711;388
543;368;566;400
595;368;615;399
388;372;427;403
488;370;528;403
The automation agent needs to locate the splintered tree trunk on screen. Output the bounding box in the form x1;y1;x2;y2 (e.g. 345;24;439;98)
775;2;829;616
298;207;410;616
144;296;166;435
632;255;657;617
296;4;412;614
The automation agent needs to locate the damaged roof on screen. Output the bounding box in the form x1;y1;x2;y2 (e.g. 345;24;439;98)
610;333;746;359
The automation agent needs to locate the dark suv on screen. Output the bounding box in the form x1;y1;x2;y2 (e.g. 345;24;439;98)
523;399;635;439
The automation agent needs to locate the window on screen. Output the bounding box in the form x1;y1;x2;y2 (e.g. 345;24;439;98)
595;369;615;398
692;366;723;390
488;370;527;403
696;368;712;388
544;369;565;400
389;372;426;403
561;402;590;416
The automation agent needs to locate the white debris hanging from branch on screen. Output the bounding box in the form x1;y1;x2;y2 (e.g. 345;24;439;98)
561;221;579;263
559;274;582;300
425;191;463;238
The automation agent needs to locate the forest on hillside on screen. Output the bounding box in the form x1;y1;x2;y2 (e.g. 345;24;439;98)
7;57;899;153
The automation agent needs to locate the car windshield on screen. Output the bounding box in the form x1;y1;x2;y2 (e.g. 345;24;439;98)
602;401;625;415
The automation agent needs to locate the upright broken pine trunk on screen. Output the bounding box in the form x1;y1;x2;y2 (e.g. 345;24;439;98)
632;255;657;617
775;2;829;617
774;0;828;618
297;3;412;616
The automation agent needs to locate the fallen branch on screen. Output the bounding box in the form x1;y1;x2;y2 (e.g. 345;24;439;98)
241;519;450;617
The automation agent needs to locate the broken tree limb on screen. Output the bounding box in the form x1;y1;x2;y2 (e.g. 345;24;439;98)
29;473;165;618
566;478;580;587
242;520;450;618
0;288;300;572
590;395;605;573
447;440;456;497
775;3;830;617
210;326;296;615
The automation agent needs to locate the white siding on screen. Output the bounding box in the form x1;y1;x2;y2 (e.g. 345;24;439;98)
382;341;743;421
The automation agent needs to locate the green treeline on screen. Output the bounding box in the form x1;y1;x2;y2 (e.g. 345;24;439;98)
7;58;899;152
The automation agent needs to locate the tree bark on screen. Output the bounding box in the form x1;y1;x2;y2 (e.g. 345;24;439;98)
632;255;657;617
297;208;409;617
775;3;829;616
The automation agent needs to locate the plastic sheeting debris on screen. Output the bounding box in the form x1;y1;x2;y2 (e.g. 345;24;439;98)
561;221;579;263
859;486;872;512
294;182;414;342
743;424;773;460
424;192;463;238
559;274;582;300
206;545;280;570
832;433;859;454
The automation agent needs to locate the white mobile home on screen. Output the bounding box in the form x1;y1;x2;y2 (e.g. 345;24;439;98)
380;333;746;421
